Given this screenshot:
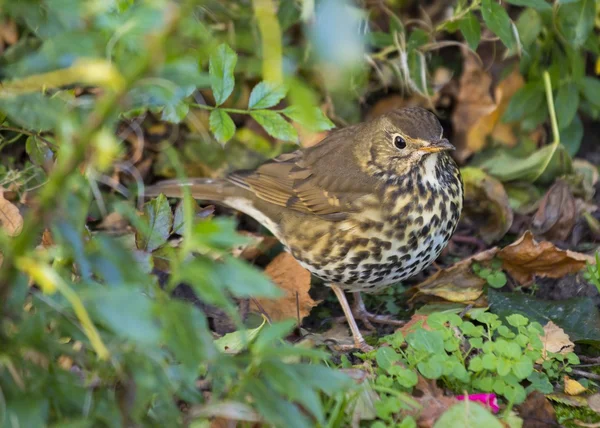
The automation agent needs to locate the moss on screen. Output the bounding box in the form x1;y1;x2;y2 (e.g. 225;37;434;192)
555;403;600;428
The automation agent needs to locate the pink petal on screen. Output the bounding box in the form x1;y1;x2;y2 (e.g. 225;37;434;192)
456;393;499;413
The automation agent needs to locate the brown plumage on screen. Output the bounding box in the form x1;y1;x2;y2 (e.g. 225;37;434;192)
146;107;464;350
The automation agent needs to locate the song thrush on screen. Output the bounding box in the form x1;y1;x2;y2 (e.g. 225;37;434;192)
145;107;463;351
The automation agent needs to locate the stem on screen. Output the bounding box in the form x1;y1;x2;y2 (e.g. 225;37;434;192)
531;71;561;182
189;103;286;115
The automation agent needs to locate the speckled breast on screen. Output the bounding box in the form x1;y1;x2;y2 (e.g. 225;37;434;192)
286;154;463;293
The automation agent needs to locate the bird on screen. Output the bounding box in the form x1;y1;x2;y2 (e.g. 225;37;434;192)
145;107;463;351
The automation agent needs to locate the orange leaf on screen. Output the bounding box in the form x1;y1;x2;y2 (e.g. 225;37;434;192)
250;252;319;322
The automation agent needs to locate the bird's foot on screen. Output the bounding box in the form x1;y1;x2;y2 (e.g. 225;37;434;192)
352;308;406;331
352;292;405;331
334;338;374;353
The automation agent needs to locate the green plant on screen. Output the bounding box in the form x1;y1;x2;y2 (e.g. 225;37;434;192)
473;260;508;289
584;253;600;293
366;310;578;421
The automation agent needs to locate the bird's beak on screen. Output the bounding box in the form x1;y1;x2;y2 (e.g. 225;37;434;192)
419;138;455;153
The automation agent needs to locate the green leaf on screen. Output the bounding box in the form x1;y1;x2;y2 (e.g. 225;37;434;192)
502;82;545;123
505;0;551;10
248;81;287;109
282;105;335;132
161;101;189;123
433;402;503;428
0;93;68;131
251;110;298;142
487;271;507;288
489;289;600;345
161;299;214;370
406;329;445;354
376;346;401;370
81;287;161;347
527;371;553;394
135;194;173;252
516;9;542;49
215;316;267;354
25;136;53;166
209;109;236;143
294;364;353;396
579;77;600;109
478;144;572;184
512;356;534;379
459;12;481;51
556;0;595;48
481;0;517;51
209;43;237;105
560;114;583;156
555;82;579;130
506;314;529;327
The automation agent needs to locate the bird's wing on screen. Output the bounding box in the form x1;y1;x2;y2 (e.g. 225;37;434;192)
228;128;379;221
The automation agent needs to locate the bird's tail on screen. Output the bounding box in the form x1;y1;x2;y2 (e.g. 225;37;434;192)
143;178;237;202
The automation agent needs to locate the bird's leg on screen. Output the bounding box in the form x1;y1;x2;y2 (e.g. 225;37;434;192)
352;292;406;328
329;284;373;352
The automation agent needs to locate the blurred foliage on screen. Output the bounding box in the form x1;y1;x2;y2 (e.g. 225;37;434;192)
0;0;599;426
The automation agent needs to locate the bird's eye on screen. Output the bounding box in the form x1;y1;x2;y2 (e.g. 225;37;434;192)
394;135;406;150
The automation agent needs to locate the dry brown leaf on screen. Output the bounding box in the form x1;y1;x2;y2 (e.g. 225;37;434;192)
538;321;575;362
452;56;523;160
398;313;431;336
516;391;557;428
0;19;18;45
412;376;456;428
531;180;576;241
0;189;23;237
365;94;431;120
411;248;498;304
250;252;319;322
588;393;600;413
462;167;513;243
497;231;594;284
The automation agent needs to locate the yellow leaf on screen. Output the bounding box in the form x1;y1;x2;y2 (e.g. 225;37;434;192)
564;376;587;396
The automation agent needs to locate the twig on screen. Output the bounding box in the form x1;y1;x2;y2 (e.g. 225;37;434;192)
570;369;600;381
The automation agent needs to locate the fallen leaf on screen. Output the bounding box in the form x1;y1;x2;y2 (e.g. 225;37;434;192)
451;56;523;161
531;180;576;241
462;167;513;243
573;159;599;201
539;321;575;362
0;189;23;236
366;94;431;121
412;248;498;304
546;392;588;407
497;231;594;284
564;376;587;396
412;376;457;428
588;393;600;413
398;313;432;336
250;252;319;322
516;391;557;428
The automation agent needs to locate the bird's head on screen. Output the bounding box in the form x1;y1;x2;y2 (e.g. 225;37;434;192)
355;107;455;181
